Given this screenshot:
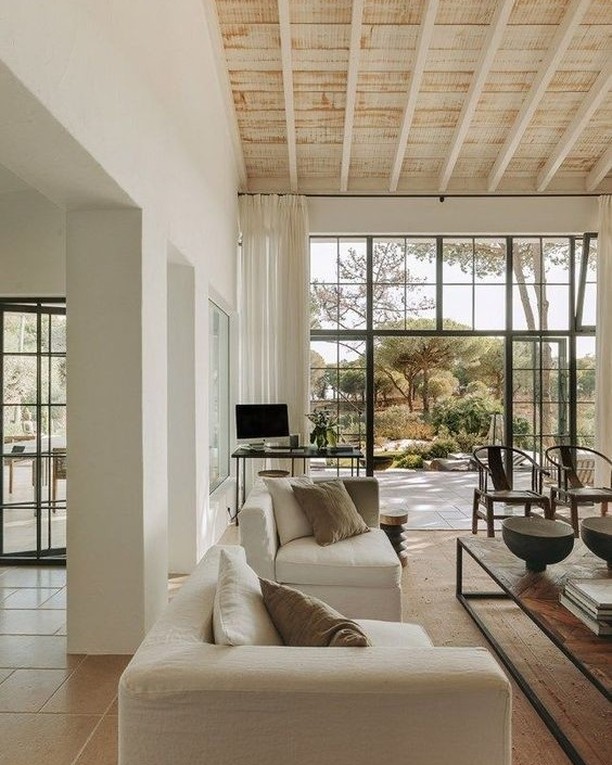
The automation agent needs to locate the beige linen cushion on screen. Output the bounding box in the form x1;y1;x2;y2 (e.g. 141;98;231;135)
259;578;372;647
213;548;282;646
263;476;314;546
291;480;370;546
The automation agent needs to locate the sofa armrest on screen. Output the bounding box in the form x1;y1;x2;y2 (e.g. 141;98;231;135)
342;477;379;527
120;645;511;765
238;484;278;580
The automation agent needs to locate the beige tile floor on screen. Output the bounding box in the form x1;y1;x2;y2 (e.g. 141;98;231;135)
0;565;128;765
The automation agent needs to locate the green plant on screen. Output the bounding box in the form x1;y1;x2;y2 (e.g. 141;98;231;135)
422;436;459;459
393;453;424;469
431;394;499;436
374;406;434;441
306;408;337;449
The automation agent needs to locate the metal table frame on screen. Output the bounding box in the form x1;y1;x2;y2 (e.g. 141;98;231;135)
231;446;363;520
456;537;610;765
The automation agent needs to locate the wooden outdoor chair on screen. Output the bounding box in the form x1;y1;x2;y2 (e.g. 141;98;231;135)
52;447;67;511
472;445;551;537
544;445;612;537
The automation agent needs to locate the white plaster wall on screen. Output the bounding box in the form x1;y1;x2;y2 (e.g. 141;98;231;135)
0;0;238;561
0;1;239;648
308;196;600;235
0;189;65;296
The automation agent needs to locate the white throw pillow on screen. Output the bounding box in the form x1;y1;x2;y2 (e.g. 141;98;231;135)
213;548;282;646
264;476;314;546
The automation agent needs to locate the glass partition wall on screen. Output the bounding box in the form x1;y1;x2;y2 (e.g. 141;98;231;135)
310;236;596;472
1;300;66;564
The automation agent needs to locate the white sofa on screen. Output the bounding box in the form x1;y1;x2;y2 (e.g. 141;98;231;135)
239;477;402;620
119;545;512;765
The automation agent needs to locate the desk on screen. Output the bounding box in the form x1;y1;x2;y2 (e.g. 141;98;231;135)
231;446;364;516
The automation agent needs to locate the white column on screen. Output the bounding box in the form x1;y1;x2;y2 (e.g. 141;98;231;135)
66;208;167;653
167;260;197;573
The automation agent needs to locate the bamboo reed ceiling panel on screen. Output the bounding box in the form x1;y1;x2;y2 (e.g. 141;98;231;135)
213;0;612;193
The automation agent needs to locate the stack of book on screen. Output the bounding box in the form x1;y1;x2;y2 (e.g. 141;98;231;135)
559;579;612;636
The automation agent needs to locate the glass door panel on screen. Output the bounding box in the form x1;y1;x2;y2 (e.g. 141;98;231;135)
511;337;569;461
0;303;66;562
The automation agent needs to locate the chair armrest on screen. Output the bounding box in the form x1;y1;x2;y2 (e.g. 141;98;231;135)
238;484;278;580
342;477;379;527
120;645;511;765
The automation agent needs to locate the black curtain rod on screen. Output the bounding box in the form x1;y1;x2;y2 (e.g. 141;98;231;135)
238;192;602;199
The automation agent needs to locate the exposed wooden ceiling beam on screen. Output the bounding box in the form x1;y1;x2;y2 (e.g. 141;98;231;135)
201;0;247;190
277;0;297;192
389;0;439;192
537;64;612;191
438;0;514;193
586;144;612;191
340;0;365;192
487;0;591;192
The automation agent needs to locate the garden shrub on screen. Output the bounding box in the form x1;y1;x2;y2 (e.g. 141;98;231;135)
393;453;424;469
422;436;459;459
374;406;434;441
431;394;499;436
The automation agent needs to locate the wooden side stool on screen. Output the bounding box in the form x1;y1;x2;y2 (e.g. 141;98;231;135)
380;509;409;567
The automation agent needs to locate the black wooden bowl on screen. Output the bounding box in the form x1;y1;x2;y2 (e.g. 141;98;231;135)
502;516;575;572
581;516;612;569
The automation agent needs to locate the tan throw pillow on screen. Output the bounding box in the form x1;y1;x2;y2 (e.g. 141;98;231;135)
259;578;372;647
263;476;314;546
291;480;370;546
213;548;282;646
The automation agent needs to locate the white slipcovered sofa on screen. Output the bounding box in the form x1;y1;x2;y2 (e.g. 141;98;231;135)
119;545;512;765
239;476;402;620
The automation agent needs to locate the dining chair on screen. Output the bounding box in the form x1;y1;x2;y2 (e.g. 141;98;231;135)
544;445;612;536
52;447;67;511
472;445;551;537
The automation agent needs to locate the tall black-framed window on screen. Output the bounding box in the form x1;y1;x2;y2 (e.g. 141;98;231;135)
310;235;596;472
1;298;66;564
209;300;230;492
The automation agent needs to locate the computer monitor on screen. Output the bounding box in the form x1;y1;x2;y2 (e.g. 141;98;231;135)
235;403;289;442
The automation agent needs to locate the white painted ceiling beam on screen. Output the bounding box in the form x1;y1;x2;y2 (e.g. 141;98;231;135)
340;0;365;192
487;0;591;192
537;64;612;191
389;0;439;192
201;0;247;190
277;0;298;192
438;0;514;193
586;144;612;191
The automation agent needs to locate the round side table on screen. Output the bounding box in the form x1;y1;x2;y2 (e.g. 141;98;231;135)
380;509;409;567
257;469;290;478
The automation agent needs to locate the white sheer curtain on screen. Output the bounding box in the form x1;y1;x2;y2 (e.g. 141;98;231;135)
595;195;612;479
238;194;310;443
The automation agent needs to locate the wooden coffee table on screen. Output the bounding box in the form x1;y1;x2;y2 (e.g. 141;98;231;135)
456;536;611;765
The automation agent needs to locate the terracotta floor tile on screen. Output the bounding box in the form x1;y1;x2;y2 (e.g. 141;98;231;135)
38;589;67;609
0;635;83;669
0;713;100;765
0;609;66;635
1;588;61;609
74;715;118;765
0;669;13;684
106;697;118;715
0;669;69;712
42;655;131;714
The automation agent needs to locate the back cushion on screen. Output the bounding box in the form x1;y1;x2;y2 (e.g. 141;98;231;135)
213;548;282;646
264;476;314;545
